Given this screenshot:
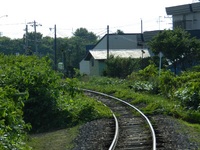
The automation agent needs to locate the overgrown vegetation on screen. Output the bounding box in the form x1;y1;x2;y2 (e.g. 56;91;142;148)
0;54;112;150
149;28;200;74
104;55;150;78
80;63;200;124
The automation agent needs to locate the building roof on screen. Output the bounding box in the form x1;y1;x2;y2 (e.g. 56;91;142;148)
166;2;200;15
143;30;161;42
93;34;143;50
84;49;152;60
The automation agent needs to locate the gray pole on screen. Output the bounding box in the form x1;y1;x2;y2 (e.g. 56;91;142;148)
28;20;41;54
34;20;38;54
25;25;28;53
107;25;109;59
54;24;57;70
159;52;163;76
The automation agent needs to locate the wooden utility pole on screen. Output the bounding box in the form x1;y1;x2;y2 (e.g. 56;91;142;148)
54;24;57;71
107;25;109;59
28;20;42;54
25;25;28;52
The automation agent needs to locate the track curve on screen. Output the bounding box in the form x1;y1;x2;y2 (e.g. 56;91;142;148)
83;89;156;150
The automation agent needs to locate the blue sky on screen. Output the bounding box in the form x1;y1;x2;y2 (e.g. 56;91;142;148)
0;0;196;39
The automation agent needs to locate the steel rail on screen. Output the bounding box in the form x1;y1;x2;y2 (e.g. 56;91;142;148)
109;113;119;150
82;88;156;150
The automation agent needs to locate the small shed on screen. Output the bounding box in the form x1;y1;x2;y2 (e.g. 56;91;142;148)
83;49;152;76
79;33;153;76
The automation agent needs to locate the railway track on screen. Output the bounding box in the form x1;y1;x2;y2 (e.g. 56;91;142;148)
81;89;156;150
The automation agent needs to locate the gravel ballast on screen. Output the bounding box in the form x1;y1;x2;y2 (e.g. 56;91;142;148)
73;115;200;150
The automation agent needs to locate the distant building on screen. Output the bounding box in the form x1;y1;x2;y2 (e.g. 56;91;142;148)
79;34;153;76
166;2;200;30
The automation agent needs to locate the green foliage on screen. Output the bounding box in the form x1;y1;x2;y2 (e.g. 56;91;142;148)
0;28;98;71
104;56;145;78
174;72;200;110
128;63;160;94
0;54;60;132
158;70;177;97
148;28;200;74
80;68;200;124
130;62;158;80
0;37;24;54
0;54;113;149
0;86;31;150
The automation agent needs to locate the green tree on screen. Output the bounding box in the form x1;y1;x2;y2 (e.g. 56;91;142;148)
0;36;24;54
148;28;200;74
69;28;98;68
25;32;43;55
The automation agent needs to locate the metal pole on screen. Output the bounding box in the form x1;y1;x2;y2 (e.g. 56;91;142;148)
159;52;162;76
54;24;57;71
107;25;109;59
33;20;38;54
25;25;28;53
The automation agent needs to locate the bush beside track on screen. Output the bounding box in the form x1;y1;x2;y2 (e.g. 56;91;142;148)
0;54;112;150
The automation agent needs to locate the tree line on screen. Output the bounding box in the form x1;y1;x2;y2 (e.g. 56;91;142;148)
0;27;98;71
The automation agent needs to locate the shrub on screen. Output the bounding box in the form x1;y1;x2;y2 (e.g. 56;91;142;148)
174;72;200;110
159;70;177;98
0;86;31;150
104;56;143;78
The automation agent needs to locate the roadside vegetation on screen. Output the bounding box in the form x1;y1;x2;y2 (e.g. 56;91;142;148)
0;54;112;150
80;63;200;124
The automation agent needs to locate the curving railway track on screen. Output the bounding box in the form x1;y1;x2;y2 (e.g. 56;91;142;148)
80;89;156;150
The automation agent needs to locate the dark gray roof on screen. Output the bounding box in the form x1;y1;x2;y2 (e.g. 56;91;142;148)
93;34;143;50
192;2;200;12
143;30;161;42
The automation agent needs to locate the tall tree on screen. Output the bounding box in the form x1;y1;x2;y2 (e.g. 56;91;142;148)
0;36;24;54
69;28;98;68
148;28;200;74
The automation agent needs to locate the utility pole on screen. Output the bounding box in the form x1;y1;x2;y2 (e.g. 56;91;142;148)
107;25;109;59
54;25;57;71
158;16;164;30
50;24;57;71
24;25;28;53
28;20;42;54
141;19;143;34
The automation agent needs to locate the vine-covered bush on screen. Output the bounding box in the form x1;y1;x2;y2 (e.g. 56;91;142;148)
104;56;150;78
128;63;160;94
0;86;31;149
0;55;62;132
0;54;113;149
128;63;200;111
174;72;200;110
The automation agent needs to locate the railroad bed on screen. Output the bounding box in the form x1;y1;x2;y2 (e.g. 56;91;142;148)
73;89;156;150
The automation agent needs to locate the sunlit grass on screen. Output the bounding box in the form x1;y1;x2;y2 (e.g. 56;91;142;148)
27;126;80;150
176;119;200;148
